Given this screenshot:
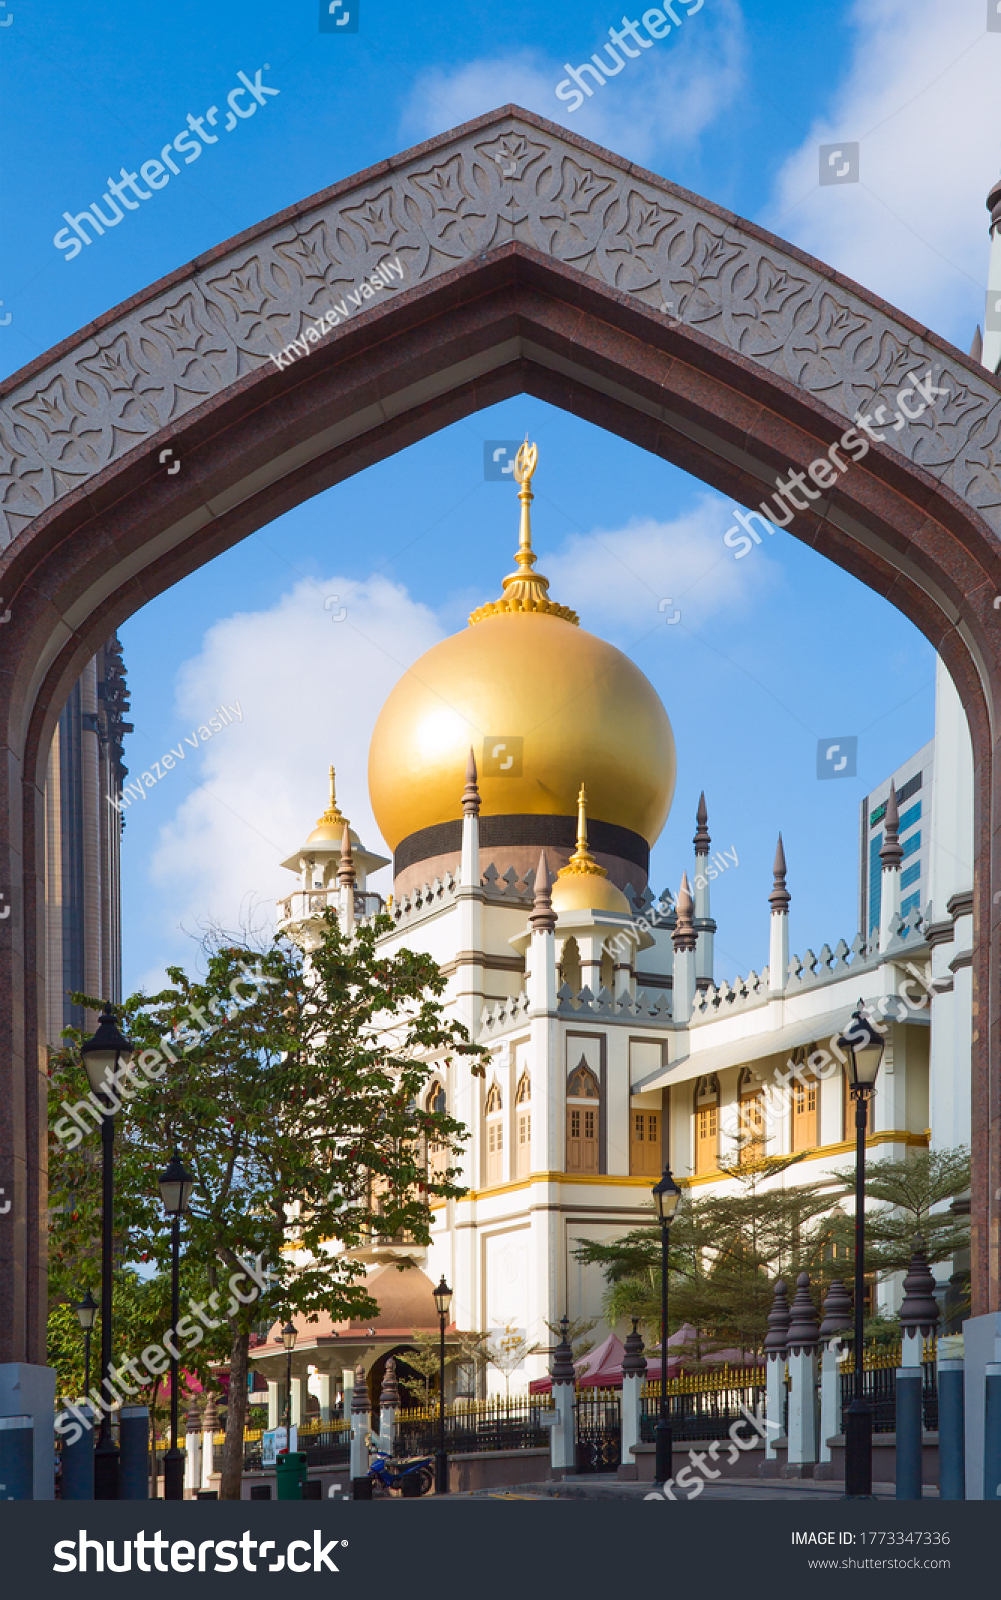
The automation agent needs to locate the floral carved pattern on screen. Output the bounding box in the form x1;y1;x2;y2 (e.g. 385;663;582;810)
1;112;999;552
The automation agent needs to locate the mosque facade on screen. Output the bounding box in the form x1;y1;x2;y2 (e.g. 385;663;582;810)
271;443;973;1400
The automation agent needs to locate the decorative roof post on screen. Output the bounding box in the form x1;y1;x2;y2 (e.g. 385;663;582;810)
879;780;904;954
818;1280;853;1474
620;1317;648;1472
785;1272;819;1477
899;1236;940;1365
378;1356;401;1456
763;1278;790;1467
549;1318;576;1478
692;792;716;986
350;1363;371;1485
338;814;356;936
768;834;790;994
184;1397;202;1497
671;872;697;1025
527;850;559;1179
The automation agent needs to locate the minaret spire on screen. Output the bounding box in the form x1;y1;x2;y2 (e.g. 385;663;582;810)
769;833;791;913
879;780;904;869
672;873;697;952
462;747;481;816
693;791;711;856
672;871;696;1023
768;833;790;995
529;850;557;934
556;784;608;883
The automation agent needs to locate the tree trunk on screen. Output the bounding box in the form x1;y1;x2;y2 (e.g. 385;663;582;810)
220;1325;250;1500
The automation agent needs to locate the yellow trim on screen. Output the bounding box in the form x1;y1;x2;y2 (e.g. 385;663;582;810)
463;1172;662;1202
680;1129;930;1189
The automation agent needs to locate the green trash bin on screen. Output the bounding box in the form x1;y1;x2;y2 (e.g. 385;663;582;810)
275;1451;308;1500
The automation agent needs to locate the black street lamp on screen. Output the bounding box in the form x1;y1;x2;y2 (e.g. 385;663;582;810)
74;1288;97;1400
280;1321;298;1438
652;1165;682;1486
837;998;885;1499
432;1275;452;1494
158;1152;195;1500
79;1002;134;1499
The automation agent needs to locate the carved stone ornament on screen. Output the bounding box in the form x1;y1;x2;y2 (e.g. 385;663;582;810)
2;107;1000;552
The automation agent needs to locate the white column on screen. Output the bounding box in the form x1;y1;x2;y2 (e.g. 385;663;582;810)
818;1344;840;1465
267;1381;280;1429
550;1382;575;1475
379;1403;397;1456
316;1371;333;1423
786;1348;818;1473
621;1372;643;1469
349;1365;370;1480
200;1418;217;1491
184;1409;202;1495
291;1375;308;1427
692;791;714;984
878;781;903;953
765;1355;784;1463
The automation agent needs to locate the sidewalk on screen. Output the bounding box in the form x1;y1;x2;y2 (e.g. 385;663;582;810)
453;1475;935;1501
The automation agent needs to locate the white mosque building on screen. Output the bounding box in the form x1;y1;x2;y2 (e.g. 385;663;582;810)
253;436;974;1410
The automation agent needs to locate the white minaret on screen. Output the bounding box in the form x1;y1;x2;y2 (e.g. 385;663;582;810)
768;833;790;994
528;852;559;1175
692;791;715;985
878;779;903;952
338;815;356;936
671;872;696;1024
984;176;1001;375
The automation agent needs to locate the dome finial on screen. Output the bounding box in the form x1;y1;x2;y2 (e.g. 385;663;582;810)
556;784;608;883
468;440;579;627
316;764;347;831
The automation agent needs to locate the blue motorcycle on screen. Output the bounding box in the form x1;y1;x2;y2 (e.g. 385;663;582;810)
367;1449;434;1496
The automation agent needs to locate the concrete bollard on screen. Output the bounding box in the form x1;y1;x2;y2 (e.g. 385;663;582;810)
119;1406;149;1499
60;1405;95;1500
784;1273;819;1477
984;1362;1001;1501
894;1369;922;1500
0;1416;33;1500
937;1359;965;1500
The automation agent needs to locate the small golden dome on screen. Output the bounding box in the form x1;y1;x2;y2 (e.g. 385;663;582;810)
307;765;362;849
368;445;676;852
550;785;630;916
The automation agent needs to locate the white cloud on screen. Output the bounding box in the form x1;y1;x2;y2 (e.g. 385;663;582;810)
142;575;442;982
398;2;745;168
542;492;782;638
764;0;1001;346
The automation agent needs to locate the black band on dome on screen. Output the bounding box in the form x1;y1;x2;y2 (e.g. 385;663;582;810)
393;814;650;877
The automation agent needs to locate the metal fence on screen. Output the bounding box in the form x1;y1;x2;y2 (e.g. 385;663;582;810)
838;1343;938;1435
575;1388;621;1473
640;1366;767;1444
395;1395;555;1457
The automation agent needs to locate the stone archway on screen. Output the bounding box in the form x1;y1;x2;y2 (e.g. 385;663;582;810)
3;106;1001;1363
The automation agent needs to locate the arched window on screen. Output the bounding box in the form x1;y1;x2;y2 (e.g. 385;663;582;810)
484;1081;504;1187
560;937;581;995
694;1075;719;1175
425;1082;448;1180
790;1049;818;1151
737;1067;765;1164
515;1073;531;1179
599;949;615;994
629;1103;661;1176
566;1060;599;1173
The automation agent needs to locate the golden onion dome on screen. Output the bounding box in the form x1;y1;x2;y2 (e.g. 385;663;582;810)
550;785;631;916
307;766;362;850
367;443;676;853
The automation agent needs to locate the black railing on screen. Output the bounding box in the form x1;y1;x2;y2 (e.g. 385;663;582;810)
839;1359;938;1435
640;1375;767;1443
395;1398;553;1457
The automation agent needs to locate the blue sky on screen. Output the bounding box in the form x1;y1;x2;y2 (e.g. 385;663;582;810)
3;0;998;993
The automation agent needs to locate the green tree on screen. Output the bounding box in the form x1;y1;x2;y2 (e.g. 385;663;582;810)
396;1331;443;1407
829;1147;970;1276
49;911;483;1497
541;1316;598;1363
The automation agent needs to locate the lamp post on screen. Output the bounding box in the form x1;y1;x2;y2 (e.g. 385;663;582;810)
652;1165;682;1486
74;1289;97;1400
158;1152;195;1500
432;1275;453;1494
280;1321;298;1441
836;998;885;1499
79;1002;135;1499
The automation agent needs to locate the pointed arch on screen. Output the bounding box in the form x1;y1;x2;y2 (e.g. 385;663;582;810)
484;1079;504;1187
515;1071;531;1178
